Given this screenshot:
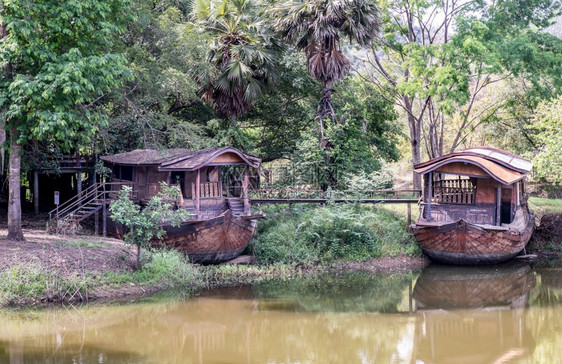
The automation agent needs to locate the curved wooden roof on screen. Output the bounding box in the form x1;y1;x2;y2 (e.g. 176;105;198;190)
101;147;261;170
414;147;531;185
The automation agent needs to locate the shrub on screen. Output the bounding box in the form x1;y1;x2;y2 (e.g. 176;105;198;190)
110;183;189;269
103;250;202;288
252;204;419;265
134;250;201;287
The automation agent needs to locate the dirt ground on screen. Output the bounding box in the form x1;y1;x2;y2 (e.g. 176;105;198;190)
0;218;138;278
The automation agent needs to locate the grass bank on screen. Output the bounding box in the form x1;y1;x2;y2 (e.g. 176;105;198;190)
529;197;562;217
0;250;327;307
0;203;424;307
527;197;562;264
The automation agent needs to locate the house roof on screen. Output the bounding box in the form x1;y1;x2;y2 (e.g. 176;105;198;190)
414;147;531;185
100;149;192;165
100;147;261;170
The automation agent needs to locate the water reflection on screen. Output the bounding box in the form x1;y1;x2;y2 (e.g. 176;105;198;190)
412;262;536;364
0;339;143;364
0;266;561;363
251;271;415;313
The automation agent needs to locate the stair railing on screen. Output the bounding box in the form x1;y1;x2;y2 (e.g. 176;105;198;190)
48;181;135;233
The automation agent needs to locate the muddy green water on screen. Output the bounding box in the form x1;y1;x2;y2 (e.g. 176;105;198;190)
1;262;562;363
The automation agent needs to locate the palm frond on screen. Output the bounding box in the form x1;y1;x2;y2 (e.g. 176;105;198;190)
325;49;350;82
243;77;265;102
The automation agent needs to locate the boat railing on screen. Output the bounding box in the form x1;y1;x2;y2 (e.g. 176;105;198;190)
249;188;421;201
191;182;222;199
432;179;475;205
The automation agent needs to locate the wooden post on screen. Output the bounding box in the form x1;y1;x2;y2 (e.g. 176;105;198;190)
76;152;82;203
496;183;501;226
33;170;39;214
427;172;432;221
218;167;223;197
77;171;82;200
102;182;107;237
516;182;520;207
407;202;412;226
196;168;200;218
94;211;99;236
243;165;249;214
145;167;149;200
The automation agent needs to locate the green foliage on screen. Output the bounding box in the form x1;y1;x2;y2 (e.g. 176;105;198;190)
109;183;189;266
530;97;562;183
529;197;562;214
372;0;562;161
273;0;380;86
104;250;202;287
0;265;49;305
0;264;90;306
192;0;282;117
235;51;319;159
106;1;215;152
342;170;394;191
0;0;132;148
286;77;400;189
252;204;419;265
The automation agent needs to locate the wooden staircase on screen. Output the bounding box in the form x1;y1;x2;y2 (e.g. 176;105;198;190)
48;182;135;234
227;198;245;215
182;202;197;217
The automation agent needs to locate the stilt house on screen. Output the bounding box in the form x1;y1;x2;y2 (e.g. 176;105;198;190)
101;147;261;218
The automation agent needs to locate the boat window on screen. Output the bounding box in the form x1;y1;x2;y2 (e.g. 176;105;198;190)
432;177;475;205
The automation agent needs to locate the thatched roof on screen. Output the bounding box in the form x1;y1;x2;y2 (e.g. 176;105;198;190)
414;147;531;185
101;147;261;170
100;149;192;165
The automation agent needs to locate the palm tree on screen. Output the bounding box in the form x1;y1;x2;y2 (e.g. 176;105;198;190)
274;0;380;189
192;0;281;118
274;0;380;128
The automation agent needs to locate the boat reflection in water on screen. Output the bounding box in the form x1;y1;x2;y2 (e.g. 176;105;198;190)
411;262;536;364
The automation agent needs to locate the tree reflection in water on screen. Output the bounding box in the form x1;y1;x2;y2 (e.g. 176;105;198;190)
0;266;562;363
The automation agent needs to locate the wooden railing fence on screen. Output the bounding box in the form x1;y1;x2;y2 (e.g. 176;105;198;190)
432;179;475;205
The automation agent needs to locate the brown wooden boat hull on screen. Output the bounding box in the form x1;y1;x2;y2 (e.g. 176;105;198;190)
413;262;535;309
410;211;534;265
152;211;257;264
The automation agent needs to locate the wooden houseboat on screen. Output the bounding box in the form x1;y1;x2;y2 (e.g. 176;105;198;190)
410;147;535;265
101;147;262;263
411;263;535;363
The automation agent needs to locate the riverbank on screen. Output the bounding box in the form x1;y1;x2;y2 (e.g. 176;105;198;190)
2;196;560;307
0;224;428;307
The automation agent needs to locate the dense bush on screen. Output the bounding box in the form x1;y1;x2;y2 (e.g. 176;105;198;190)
251;204;419;265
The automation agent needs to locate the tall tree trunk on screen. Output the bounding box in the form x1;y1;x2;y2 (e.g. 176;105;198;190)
2;8;23;240
316;82;337;190
7;129;25;241
405;97;422;191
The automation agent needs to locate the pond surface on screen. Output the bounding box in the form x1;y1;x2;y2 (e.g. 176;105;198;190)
1;262;562;363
